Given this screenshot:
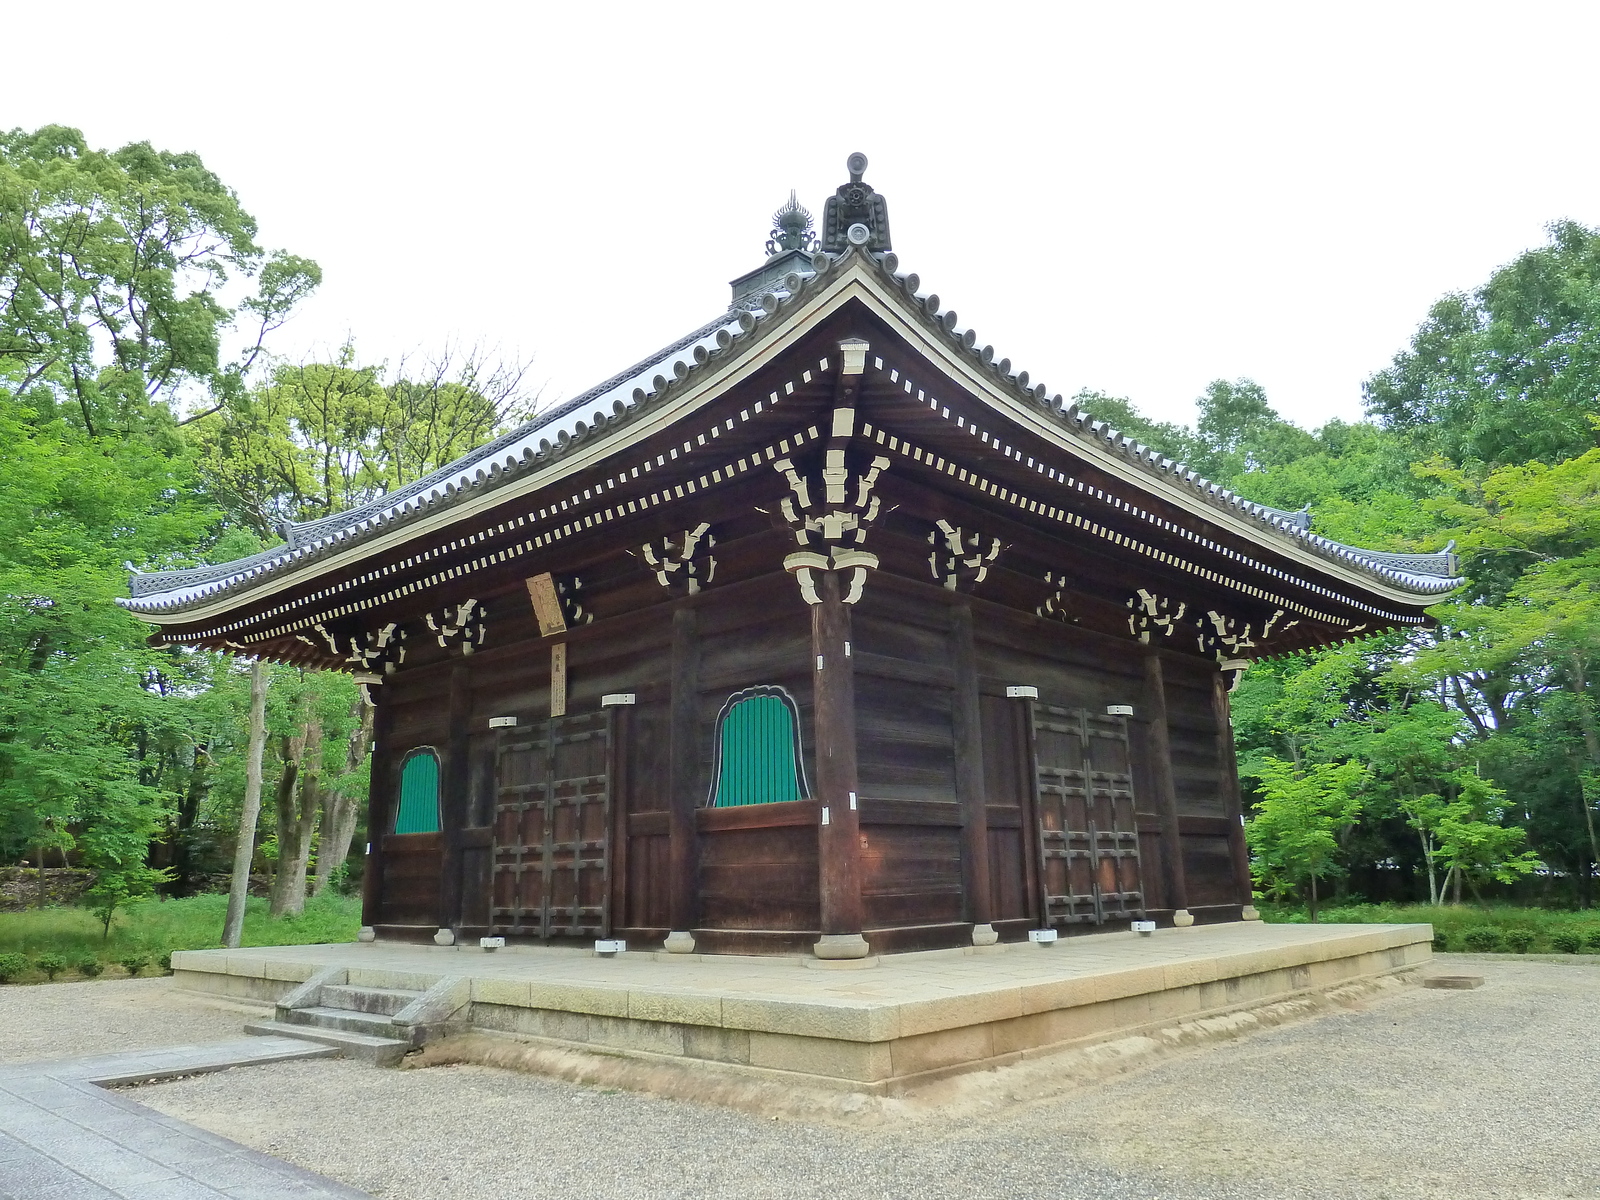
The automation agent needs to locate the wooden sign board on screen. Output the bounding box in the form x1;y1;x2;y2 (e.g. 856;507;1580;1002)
550;642;567;717
525;573;567;637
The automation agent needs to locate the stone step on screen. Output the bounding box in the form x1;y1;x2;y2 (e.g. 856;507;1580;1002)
283;1005;404;1040
319;984;424;1016
243;1019;410;1067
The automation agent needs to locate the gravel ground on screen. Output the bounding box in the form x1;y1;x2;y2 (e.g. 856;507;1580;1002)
0;976;252;1065
122;957;1600;1200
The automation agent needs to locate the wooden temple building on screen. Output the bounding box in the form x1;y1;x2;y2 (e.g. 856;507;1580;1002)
124;155;1458;957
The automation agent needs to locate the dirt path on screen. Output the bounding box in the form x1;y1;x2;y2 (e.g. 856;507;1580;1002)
123;958;1600;1200
0;977;257;1065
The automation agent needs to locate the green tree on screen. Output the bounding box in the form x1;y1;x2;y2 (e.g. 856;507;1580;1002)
0;124;319;433
1365;220;1600;469
1245;758;1366;920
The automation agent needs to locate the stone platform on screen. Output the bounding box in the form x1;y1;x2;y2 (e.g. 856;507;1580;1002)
172;922;1431;1093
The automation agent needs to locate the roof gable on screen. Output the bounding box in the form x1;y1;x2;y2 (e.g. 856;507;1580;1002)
123;244;1457;625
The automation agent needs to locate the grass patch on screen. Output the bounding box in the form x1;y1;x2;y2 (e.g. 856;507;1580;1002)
0;892;361;983
1259;901;1600;953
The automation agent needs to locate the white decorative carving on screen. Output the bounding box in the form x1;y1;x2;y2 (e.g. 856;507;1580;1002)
641;522;717;595
928;520;1002;591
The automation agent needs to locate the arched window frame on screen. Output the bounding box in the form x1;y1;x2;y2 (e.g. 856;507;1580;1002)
393;747;442;834
705;685;810;808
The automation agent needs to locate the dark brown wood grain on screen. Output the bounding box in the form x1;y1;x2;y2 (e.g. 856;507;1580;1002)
1142;650;1189;914
813;569;863;937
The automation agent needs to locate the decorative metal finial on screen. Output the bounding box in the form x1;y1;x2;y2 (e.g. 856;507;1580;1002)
766;191;817;256
821;152;891;253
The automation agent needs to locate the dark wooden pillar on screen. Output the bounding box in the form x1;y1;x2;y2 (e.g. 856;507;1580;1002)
951;602;993;936
813;569;865;952
360;684;395;931
1211;669;1256;913
667;605;700;935
1142;650;1190;922
437;664;471;936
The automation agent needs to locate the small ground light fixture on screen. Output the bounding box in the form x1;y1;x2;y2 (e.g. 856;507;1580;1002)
595;939;626;957
1029;928;1058;945
1132;920;1157;936
480;936;505;952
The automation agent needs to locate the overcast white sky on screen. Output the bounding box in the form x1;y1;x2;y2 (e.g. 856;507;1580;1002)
7;2;1599;430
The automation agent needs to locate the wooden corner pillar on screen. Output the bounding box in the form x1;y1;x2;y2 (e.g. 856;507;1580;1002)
951;602;996;945
811;567;865;955
666;604;700;945
1211;667;1259;920
359;683;395;937
776;335;880;960
437;664;471;942
1142;650;1191;927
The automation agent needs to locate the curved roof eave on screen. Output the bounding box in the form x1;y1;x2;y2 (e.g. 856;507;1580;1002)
121;245;1460;624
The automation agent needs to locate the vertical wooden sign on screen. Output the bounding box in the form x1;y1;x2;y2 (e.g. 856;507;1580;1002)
551;642;568;717
525;573;568;637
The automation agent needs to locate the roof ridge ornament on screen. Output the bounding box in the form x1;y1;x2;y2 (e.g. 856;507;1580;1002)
766;191;817;256
821;152;891;253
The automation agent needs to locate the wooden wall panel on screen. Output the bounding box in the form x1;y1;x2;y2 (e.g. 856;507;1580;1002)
697;826;819;930
1183;835;1239;906
861;825;964;927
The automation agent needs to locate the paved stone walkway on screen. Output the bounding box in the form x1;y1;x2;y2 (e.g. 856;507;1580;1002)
0;1037;369;1199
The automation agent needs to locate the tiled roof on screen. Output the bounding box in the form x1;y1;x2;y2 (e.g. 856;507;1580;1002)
122;246;1459;615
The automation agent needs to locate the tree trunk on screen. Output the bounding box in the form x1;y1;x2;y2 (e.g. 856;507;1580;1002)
1308;872;1319;923
269;699;319;918
312;693;374;896
222;662;269;949
169;746;211;898
1569;654;1600;875
1420;829;1438;906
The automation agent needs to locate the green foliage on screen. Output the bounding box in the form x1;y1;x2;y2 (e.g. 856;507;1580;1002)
1462;927;1502;952
0;892;360;962
117;953;149;977
1245;758;1366;919
34;950;67;979
1;123;320;432
1551;930;1583;953
1504;928;1536;953
1365;220;1600;469
0;951;26;982
74;955;103;977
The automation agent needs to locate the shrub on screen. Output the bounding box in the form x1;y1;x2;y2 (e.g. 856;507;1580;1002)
0;952;28;983
1586;929;1600;953
1504;929;1536;954
118;954;150;978
75;956;104;978
1432;931;1450;951
157;950;174;975
1551;931;1583;954
1462;927;1502;952
35;952;69;981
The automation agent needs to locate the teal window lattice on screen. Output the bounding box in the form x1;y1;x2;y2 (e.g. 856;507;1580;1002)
394;749;441;834
709;687;808;807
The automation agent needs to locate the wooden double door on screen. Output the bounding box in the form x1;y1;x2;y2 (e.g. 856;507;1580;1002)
1027;702;1146;926
490;710;614;939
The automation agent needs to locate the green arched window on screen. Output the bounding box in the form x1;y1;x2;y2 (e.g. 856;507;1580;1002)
394;749;441;834
709;687;808;807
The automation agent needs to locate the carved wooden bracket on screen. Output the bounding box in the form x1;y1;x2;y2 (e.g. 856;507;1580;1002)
928;520;1002;591
426;599;487;655
1127;589;1189;644
1036;572;1079;623
774;446;889;605
315;621;407;675
642;522;717;595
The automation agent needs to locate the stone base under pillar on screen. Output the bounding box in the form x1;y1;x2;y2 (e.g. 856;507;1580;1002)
813;933;871;960
1172;909;1195;928
971;923;999;946
662;931;697;954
